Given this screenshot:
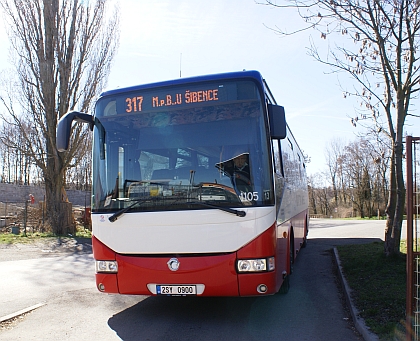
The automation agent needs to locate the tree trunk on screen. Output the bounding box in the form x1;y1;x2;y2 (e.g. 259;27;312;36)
384;99;406;255
44;162;67;234
384;143;405;255
332;177;338;206
308;185;317;215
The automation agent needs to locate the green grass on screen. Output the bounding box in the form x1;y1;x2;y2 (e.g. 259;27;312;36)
74;227;92;238
0;231;55;244
0;226;92;244
337;242;406;340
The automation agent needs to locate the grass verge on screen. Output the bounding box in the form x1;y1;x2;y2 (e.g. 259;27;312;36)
337;241;406;340
0;225;92;244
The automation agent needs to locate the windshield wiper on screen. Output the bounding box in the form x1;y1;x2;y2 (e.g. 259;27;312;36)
108;199;149;222
108;195;246;222
186;201;246;217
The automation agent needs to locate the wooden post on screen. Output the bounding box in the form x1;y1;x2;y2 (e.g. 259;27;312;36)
60;202;74;235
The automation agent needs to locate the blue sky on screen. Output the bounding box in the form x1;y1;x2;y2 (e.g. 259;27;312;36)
1;0;418;175
105;0;362;175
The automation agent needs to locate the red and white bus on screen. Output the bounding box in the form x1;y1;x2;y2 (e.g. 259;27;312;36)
57;71;309;296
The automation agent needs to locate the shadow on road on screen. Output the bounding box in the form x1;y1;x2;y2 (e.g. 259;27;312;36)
310;237;382;246
107;237;380;341
108;295;268;341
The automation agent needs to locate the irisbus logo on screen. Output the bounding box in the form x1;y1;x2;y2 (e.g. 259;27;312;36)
167;258;180;271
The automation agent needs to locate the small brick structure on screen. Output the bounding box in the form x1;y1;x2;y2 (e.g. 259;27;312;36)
0;183;90;206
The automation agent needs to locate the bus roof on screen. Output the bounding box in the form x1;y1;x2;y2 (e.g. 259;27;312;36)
100;70;264;98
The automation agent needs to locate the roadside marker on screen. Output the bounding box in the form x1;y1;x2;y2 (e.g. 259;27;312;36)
0;302;46;323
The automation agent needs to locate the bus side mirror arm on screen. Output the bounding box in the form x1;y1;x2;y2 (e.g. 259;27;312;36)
267;104;287;140
56;111;94;152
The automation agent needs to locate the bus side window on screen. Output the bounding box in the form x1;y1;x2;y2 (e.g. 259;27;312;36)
281;135;294;182
297;153;302;181
272;139;284;178
288;138;293;150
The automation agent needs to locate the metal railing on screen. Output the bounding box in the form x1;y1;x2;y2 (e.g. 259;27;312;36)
406;136;420;340
0;200;45;235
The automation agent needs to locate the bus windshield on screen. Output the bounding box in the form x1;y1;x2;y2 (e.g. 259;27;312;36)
91;79;274;213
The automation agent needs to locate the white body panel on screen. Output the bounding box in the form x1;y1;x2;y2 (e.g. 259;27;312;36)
277;184;308;224
92;206;275;254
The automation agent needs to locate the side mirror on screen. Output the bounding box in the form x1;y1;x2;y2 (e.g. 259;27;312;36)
56;111;94;152
267;104;287;139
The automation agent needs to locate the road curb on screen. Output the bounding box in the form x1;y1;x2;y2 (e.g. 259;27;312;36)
0;302;46;323
333;248;379;341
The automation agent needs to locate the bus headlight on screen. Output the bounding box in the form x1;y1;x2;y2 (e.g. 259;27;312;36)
95;260;118;273
237;257;275;273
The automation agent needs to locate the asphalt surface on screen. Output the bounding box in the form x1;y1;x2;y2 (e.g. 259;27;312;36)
0;219;394;340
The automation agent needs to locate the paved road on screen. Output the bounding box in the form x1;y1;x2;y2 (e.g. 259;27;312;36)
0;219;392;340
309;218;406;240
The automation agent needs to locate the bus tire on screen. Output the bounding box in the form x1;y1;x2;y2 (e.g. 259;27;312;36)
301;218;308;248
289;232;294;275
278;275;290;294
302;231;307;248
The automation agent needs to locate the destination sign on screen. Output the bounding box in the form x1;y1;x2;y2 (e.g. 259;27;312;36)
97;80;260;117
125;88;219;113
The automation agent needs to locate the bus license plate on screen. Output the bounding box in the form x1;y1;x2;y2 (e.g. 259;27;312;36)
156;285;196;295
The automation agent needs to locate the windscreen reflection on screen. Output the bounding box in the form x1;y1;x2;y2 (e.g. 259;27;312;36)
91;81;274;213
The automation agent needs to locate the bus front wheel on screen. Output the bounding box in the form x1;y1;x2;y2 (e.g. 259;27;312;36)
278;275;290;294
278;233;294;294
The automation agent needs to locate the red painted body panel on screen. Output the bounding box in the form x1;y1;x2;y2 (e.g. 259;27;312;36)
289;210;309;260
238;272;277;295
236;224;278;295
236;224;276;258
93;236;118;292
96;273;119;293
275;231;289;291
93;235;116;260
117;253;238;296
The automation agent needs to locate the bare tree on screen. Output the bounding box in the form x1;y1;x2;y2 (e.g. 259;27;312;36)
0;123;13;183
264;0;420;255
320;136;390;218
307;171;334;217
307;174;318;215
340;139;372;218
325;138;346;206
0;119;35;184
65;132;92;191
365;133;391;217
0;0;119;234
